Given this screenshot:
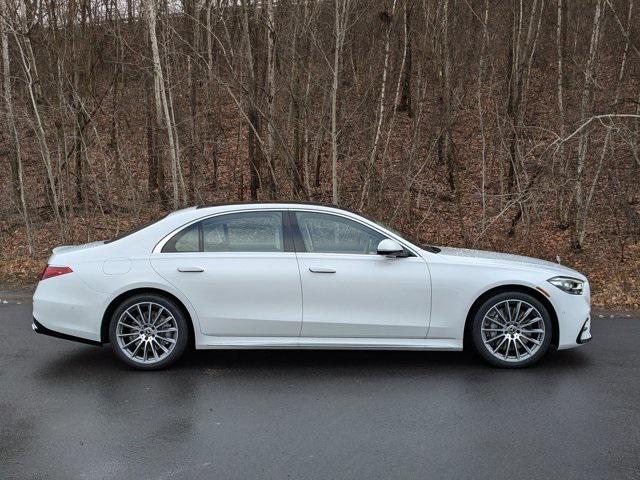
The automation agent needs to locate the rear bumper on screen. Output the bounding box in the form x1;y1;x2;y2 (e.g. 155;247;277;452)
32;318;102;346
32;273;109;343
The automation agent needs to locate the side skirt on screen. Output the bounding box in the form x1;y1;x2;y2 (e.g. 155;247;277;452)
195;337;462;351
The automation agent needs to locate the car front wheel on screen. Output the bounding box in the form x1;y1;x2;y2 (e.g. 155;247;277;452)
471;291;553;368
109;294;189;370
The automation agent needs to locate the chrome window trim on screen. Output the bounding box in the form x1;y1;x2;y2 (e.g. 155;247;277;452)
152;208;286;254
152;206;421;257
289;208;420;257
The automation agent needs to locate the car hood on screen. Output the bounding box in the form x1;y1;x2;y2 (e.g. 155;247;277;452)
431;246;586;280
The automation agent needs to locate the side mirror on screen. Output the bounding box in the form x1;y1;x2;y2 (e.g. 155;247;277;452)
377;239;405;257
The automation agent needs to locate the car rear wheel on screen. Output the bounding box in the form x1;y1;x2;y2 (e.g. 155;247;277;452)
109;294;189;370
471;291;552;368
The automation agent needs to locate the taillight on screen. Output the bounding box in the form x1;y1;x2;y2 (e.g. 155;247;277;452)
40;265;73;281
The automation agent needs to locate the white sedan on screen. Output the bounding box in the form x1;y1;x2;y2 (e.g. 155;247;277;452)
32;203;592;369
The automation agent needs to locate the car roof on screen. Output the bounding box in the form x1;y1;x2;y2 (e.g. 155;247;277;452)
194;201;358;215
196;201;337;210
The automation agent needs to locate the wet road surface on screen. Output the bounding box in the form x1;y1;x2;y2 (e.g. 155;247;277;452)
1;301;639;479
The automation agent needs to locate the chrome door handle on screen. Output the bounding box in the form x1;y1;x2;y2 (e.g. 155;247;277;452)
309;267;336;274
177;266;204;273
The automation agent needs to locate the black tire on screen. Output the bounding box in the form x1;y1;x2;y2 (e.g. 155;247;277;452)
471;291;553;368
109;293;189;370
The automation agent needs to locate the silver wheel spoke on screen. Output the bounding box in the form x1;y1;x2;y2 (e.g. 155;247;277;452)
503;338;511;359
157;336;176;345
521;335;541;346
130;339;144;358
520;317;542;328
119;322;140;331
493;335;508;352
487;316;506;328
122;336;141;349
493;307;508;324
151;307;164;325
517;306;534;324
154;316;174;329
486;334;506;343
125;311;144;327
136;304;146;324
155;328;178;334
152;338;170;354
150;341;159;359
513;301;522;324
516;337;533;355
506;302;513;322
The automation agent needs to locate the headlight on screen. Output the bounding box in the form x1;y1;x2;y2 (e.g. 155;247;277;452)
548;276;584;295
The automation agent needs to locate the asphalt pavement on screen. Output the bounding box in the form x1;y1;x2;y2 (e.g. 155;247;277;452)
1;299;639;480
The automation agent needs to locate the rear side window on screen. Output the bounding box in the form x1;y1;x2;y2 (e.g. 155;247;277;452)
162;223;200;253
203;212;283;252
161;211;284;253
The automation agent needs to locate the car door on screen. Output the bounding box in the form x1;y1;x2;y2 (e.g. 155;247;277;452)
292;210;431;338
150;210;302;337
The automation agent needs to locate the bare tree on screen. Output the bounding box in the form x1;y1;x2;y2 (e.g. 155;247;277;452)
1;0;33;255
573;0;603;248
146;0;181;209
331;0;349;205
359;0;398;210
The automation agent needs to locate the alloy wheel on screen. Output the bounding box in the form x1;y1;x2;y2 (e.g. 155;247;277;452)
115;302;179;365
480;299;545;363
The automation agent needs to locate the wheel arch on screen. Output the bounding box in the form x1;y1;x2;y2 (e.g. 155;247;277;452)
463;284;559;349
100;287;196;347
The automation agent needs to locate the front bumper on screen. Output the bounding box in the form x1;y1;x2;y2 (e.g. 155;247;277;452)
577;317;592;344
546;280;592;350
32;318;102;346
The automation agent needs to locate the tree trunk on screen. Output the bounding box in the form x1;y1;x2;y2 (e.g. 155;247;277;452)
1;0;34;255
241;0;261;201
146;0;180;209
264;0;278;198
359;0;397;210
556;0;569;228
573;0;603;248
331;0;348;205
397;1;412;117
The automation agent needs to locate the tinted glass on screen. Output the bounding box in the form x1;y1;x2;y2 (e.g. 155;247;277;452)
162;223;200;253
295;212;385;254
202;212;284;252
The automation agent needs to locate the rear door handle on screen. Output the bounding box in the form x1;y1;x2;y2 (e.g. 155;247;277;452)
177;266;204;273
309;267;336;274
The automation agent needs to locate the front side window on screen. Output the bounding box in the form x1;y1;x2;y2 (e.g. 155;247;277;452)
162;211;285;253
295;211;386;254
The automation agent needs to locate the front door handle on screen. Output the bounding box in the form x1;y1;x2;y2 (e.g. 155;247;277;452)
309;267;336;274
177;266;204;273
